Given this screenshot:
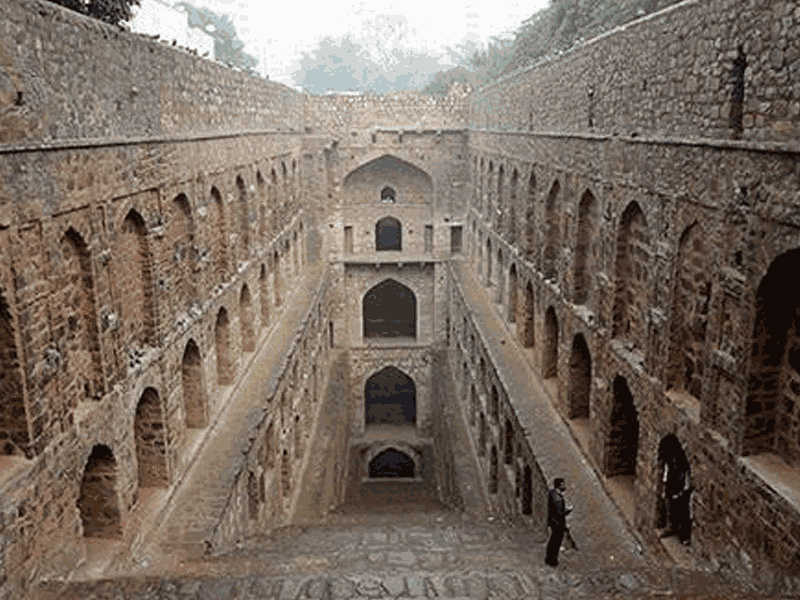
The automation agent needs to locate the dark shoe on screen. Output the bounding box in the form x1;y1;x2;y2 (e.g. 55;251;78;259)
545;559;558;567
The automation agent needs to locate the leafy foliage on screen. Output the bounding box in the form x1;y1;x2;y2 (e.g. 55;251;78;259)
175;2;257;72
422;38;514;95
46;0;140;25
505;0;682;73
294;15;447;94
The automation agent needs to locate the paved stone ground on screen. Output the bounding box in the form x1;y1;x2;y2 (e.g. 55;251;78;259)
36;483;780;599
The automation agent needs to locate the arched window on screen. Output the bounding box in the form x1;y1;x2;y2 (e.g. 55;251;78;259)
567;334;591;419
375;216;402;251
380;186;396;202
182;339;207;428
369;448;415;478
606;376;639;478
363;279;416;338
365;367;416;425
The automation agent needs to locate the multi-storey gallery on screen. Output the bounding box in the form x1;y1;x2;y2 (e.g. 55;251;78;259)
1;0;799;597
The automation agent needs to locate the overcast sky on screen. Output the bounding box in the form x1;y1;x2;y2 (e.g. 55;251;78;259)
215;0;550;82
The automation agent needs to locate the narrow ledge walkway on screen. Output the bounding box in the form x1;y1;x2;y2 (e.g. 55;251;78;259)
130;263;325;570
451;261;644;571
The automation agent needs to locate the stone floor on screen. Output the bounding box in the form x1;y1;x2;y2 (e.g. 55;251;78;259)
35;482;783;599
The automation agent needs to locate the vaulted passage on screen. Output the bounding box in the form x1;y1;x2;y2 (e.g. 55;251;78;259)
363;279;416;338
364;366;416;426
368;448;415;478
78;445;121;539
117;210;155;346
215;308;233;385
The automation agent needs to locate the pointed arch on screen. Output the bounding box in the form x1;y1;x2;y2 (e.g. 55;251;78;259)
365;366;416;426
0;291;29;456
667;223;710;400
606;376;640;477
259;263;270;328
612;201;650;346
170;195;196;313
182;339;207;428
508;168;519;244
240;284;255;352
78;445;121;538
273;250;282;307
343;155;433;205
375;216;402;251
489;445;498;494
496;164;505;232
215;307;233;385
256;170;267;241
237;175;250;260
520;281;535;348
573;190;599;305
543;180;560;279
744;248;800;462
507;263;518;323
567;334;591;419
543;306;559;379
135;387;168;488
209;186;227;281
58;228;102;398
118;210;155;345
363;279;416;338
525;169;537;258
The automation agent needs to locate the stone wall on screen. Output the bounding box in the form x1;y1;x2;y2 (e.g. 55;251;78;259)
0;0;311;595
305;91;469;140
209;273;341;551
472;0;800;142
0;0;303;144
464;103;800;588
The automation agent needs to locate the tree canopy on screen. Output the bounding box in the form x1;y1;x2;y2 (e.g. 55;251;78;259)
47;0;140;25
175;2;257;72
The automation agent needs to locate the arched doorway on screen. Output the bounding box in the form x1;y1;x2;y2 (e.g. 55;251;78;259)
78;445;121;538
607;376;640;477
656;434;692;544
135;387;168;488
364;367;416;426
363;279;416;338
543;307;559;379
181;339;207;428
567;334;591;419
375;216;402;251
369;448;415;478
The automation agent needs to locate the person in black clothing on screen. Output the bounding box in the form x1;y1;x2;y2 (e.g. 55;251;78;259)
545;477;572;566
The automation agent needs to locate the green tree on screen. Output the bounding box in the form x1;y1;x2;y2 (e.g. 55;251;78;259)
175;2;257;72
47;0;140;25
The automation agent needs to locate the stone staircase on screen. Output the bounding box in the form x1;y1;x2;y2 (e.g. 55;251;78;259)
35;487;775;599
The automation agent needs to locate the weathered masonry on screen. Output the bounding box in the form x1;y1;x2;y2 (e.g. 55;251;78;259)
0;0;799;596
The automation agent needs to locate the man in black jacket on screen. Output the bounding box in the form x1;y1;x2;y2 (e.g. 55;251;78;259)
545;477;572;566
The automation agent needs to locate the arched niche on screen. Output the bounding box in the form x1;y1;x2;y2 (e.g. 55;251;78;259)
362;279;416;339
343;155;433;205
364;366;416;426
375;216;402;251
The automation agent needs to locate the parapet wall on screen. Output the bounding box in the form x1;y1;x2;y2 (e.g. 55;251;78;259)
471;0;800;142
306;91;469;141
0;0;303;145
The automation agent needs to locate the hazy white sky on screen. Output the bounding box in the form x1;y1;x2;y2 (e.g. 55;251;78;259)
206;0;550;82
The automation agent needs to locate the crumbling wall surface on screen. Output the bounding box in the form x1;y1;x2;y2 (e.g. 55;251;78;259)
472;0;800;142
0;0;303;145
